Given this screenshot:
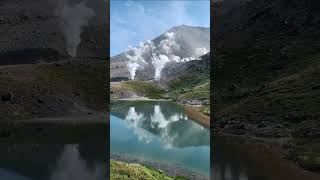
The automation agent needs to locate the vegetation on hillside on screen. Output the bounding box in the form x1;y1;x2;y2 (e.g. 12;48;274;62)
110;160;188;180
121;80;167;99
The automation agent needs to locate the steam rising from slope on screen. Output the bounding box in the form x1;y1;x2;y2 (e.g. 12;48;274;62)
125;41;155;80
53;1;95;56
126;32;196;80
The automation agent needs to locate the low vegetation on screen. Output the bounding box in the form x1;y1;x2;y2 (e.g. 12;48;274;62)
121;80;167;99
110;160;188;180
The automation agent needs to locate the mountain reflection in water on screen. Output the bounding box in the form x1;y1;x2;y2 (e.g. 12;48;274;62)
49;144;104;180
110;101;210;176
116;102;209;148
0;142;107;180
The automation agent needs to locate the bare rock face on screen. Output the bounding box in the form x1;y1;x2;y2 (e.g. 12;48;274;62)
110;59;131;81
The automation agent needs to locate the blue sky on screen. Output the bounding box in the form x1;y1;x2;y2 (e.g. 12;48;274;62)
110;0;210;56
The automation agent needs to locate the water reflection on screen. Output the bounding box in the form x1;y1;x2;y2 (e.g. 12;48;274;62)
117;102;209;148
213;163;249;180
0;143;107;180
110;101;210;176
50;144;105;180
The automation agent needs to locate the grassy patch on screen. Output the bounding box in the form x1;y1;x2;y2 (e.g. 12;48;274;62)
167;75;210;116
178;80;210;101
121;81;167;99
110;160;188;180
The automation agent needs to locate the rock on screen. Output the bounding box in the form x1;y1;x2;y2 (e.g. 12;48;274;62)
254;126;290;137
257;121;269;128
1;93;12;101
311;85;320;90
282;113;306;123
306;128;320;138
37;98;44;103
222;123;247;135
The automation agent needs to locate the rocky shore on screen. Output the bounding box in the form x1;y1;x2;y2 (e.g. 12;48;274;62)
111;154;209;180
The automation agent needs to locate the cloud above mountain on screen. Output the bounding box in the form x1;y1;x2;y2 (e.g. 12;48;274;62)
110;0;210;56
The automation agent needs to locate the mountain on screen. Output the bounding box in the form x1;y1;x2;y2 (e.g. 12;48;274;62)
213;0;320;171
110;25;210;81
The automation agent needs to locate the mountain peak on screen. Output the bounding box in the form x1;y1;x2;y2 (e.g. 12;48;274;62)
170;24;209;31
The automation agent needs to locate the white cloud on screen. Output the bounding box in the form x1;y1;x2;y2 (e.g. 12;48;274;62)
111;0;207;56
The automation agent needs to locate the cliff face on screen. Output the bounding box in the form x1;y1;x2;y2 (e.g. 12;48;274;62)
213;0;320;137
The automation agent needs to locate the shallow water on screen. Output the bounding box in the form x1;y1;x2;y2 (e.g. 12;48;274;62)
110;100;210;176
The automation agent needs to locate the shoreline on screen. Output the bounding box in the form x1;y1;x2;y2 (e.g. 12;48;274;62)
214;132;320;179
0;113;108;124
110;154;209;180
116;96;170;101
179;103;210;127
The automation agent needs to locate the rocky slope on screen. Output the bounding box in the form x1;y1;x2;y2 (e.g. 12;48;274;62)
0;0;107;120
0;59;106;120
213;0;320;172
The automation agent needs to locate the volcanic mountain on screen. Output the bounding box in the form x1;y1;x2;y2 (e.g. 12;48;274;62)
110;25;210;81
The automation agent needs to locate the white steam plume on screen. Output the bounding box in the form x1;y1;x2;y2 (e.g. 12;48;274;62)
126;31;197;80
151;54;170;81
54;1;95;57
125;41;155;80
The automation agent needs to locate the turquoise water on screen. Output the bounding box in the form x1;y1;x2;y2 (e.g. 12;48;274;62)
110;101;210;176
